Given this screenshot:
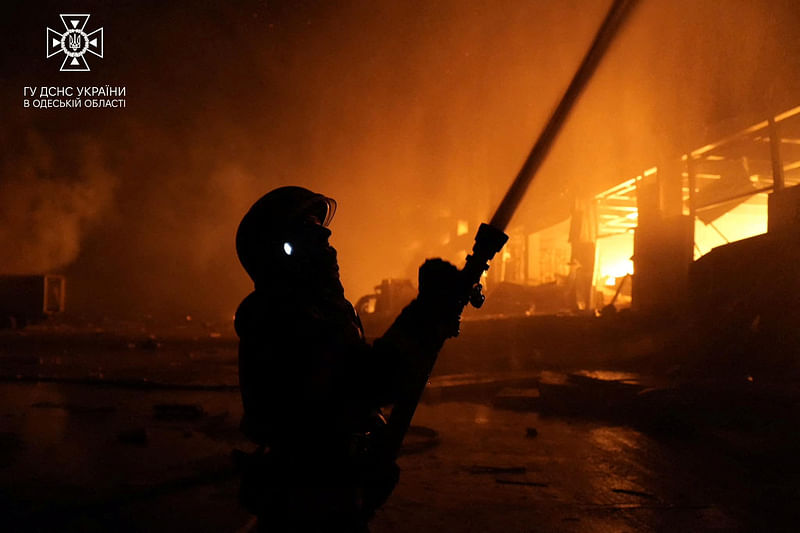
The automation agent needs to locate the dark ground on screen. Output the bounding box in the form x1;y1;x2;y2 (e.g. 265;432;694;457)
2;318;800;532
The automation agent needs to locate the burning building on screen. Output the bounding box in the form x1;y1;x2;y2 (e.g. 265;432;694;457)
453;104;800;321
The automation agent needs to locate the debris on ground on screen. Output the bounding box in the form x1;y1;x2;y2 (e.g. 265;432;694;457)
525;427;539;438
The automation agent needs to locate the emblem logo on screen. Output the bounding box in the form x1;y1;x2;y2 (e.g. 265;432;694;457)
46;14;104;72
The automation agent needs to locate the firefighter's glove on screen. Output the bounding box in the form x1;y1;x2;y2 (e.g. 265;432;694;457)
417;258;465;338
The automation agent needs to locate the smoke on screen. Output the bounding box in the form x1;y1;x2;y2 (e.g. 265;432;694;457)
0;131;116;275
3;0;800;320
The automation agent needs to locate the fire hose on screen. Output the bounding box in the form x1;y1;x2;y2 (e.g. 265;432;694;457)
384;0;640;460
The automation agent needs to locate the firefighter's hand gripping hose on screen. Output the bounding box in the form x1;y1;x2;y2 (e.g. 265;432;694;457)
417;258;464;338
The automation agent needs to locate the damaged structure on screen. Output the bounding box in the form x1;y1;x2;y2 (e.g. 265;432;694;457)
474;104;800;317
411;104;800;376
0;274;65;328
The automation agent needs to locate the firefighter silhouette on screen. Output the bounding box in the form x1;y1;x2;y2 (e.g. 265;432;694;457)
234;186;462;532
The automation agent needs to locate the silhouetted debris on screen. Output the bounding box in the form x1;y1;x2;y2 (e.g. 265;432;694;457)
467;465;527;475
153;403;206;421
118;428;148;446
525;427;539;438
600;303;617;316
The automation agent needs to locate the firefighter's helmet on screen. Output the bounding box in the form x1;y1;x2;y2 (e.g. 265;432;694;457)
236;186;336;282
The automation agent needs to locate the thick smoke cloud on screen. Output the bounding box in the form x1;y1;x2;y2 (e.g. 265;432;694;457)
0;129;116;275
3;0;800;320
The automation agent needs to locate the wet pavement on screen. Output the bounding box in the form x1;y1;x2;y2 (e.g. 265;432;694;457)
2;327;800;531
378;403;745;533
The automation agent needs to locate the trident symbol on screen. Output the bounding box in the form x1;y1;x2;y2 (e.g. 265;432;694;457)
47;14;104;71
68;33;81;51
